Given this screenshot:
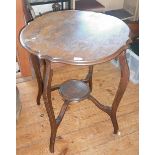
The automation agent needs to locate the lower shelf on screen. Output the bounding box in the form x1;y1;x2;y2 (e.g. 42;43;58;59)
59;79;90;102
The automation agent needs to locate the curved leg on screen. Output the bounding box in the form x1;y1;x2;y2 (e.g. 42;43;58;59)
83;66;93;92
43;60;57;153
88;95;111;115
111;51;129;134
30;54;43;105
110;113;119;134
56;100;70;127
88;66;93;91
43;60;70;153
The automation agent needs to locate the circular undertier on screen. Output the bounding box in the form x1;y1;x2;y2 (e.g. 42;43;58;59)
59;80;90;102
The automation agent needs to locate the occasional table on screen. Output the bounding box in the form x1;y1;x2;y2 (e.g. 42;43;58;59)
20;10;131;153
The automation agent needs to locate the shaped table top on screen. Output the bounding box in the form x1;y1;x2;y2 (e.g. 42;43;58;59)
20;10;130;65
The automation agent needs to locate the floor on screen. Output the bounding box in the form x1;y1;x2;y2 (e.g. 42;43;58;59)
105;9;133;20
75;0;105;12
16;62;139;155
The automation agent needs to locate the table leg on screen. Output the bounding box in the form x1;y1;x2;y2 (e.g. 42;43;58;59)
88;66;93;91
30;54;43;105
83;66;93;92
43;60;70;153
111;51;129;134
88;51;129;134
43;60;57;153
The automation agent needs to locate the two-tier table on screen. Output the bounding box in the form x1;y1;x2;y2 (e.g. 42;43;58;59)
20;10;131;153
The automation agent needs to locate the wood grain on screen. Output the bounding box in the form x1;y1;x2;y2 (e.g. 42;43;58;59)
20;10;130;65
17;62;138;155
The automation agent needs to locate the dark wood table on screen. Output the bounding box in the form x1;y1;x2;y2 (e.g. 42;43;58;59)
20;10;131;153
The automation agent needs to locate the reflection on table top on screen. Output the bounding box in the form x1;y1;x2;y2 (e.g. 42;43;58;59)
20;10;130;65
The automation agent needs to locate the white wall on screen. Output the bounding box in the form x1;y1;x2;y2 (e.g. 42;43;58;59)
124;0;138;14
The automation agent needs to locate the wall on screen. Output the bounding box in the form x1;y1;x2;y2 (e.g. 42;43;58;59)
124;0;138;15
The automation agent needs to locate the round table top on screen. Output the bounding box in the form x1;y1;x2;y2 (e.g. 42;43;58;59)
20;10;130;65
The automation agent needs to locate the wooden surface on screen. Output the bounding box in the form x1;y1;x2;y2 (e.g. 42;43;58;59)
127;21;139;40
20;10;130;65
16;62;139;155
16;0;32;77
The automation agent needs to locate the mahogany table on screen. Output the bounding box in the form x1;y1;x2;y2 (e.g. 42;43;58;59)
20;10;131;153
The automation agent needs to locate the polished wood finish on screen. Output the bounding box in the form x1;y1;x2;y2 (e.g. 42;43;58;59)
30;54;44;105
127;21;139;41
16;0;32;77
83;66;93;92
59;80;90;102
43;60;71;152
20;10;130;65
111;51;129;133
20;10;131;153
16;63;139;155
88;51;130;134
43;60;57;152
